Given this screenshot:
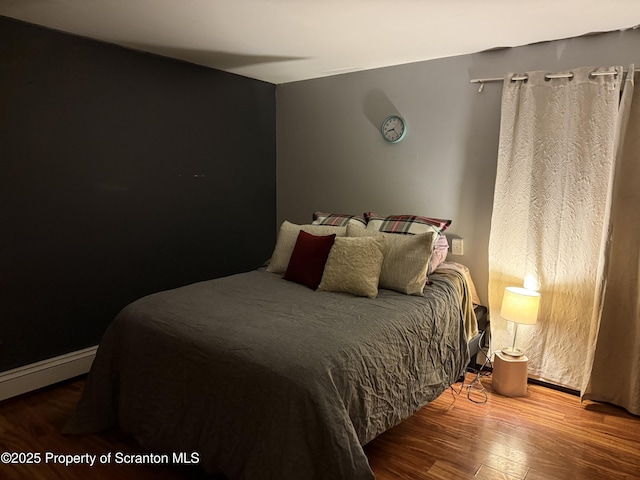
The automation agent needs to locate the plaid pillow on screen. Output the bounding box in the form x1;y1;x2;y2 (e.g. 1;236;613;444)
312;211;367;227
364;212;451;234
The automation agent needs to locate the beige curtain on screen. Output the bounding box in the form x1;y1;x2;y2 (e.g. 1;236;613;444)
488;66;624;390
582;66;640;415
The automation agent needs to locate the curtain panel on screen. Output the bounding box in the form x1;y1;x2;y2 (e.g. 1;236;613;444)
488;66;623;389
582;66;640;415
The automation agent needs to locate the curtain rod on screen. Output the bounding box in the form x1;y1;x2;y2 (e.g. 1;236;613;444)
470;69;624;92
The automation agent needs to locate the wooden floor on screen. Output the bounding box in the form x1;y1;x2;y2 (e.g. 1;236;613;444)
1;372;639;480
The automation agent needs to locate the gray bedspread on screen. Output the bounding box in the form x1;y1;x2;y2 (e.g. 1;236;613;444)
65;268;470;479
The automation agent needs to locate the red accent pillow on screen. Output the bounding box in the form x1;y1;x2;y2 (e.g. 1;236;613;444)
284;230;336;290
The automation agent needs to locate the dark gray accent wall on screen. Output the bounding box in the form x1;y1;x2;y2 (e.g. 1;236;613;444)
0;17;276;372
276;29;640;305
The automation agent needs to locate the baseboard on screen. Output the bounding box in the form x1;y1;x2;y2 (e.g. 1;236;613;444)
528;377;580;396
0;346;98;402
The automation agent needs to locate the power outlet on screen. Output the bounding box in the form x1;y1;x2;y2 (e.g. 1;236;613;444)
451;238;464;255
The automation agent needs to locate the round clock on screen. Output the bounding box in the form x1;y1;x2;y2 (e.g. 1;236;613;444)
380;114;407;143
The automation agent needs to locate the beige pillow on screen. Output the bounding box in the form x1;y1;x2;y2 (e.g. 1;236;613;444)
267;221;347;273
347;224;434;295
318;236;385;299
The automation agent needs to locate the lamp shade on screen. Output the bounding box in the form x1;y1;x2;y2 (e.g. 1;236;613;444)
501;286;540;325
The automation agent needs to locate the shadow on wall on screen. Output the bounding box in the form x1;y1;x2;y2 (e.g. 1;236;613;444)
362;89;401;132
466;29;640;83
453;53;504;305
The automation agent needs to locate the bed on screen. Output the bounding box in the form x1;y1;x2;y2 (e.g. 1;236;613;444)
65;217;479;480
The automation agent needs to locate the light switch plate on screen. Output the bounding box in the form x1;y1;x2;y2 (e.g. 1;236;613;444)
451;238;464;255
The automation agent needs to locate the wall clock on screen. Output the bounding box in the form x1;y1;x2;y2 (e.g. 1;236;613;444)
380;114;407;143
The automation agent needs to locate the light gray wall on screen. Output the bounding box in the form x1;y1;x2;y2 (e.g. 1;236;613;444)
276;29;640;304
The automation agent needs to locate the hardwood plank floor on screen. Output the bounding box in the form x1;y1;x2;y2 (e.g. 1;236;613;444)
1;372;638;479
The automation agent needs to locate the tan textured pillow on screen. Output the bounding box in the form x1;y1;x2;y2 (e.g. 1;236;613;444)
347;224;434;295
267;221;347;273
318;236;385;299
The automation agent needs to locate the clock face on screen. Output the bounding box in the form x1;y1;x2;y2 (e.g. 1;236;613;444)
381;115;406;143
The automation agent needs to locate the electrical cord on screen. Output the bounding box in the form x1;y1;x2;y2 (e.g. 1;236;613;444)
450;330;496;404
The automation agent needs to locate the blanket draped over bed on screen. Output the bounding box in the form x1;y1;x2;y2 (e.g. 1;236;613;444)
435;264;479;342
65;269;473;480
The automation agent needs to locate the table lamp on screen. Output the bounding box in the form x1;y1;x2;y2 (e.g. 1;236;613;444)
500;286;540;357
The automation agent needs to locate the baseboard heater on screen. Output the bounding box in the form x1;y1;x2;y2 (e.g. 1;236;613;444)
0;346;98;402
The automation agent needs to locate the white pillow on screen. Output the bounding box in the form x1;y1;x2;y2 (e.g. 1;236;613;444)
347;224;434;296
317;236;385;299
267;221;347;274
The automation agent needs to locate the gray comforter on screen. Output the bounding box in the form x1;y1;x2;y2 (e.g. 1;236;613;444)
65;268;470;479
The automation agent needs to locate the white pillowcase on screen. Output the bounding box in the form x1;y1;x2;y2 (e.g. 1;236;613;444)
318;236;385;299
429;234;450;274
347;224;434;296
267;221;347;274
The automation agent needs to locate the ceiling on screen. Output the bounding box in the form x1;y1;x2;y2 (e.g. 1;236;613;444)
1;0;639;84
